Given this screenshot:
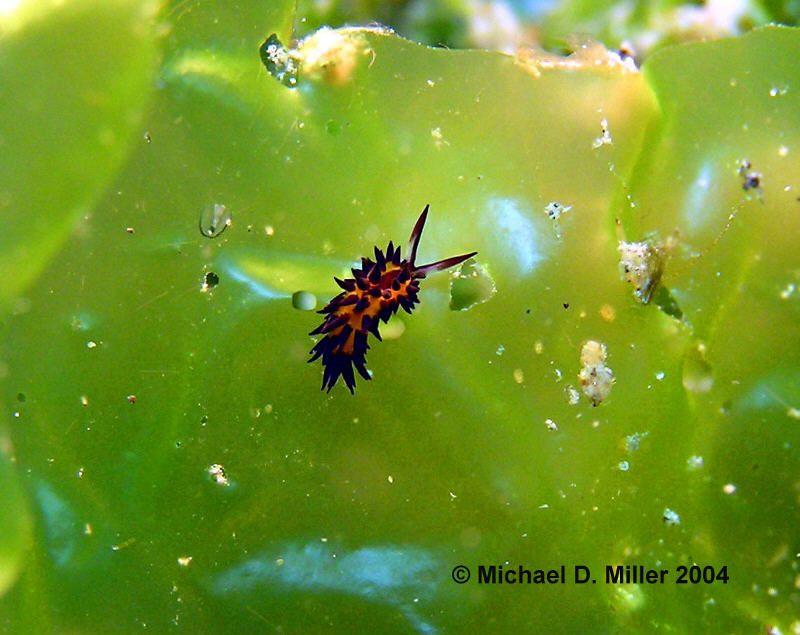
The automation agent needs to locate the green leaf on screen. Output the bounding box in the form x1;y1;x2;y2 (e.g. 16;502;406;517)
1;4;798;631
0;0;161;306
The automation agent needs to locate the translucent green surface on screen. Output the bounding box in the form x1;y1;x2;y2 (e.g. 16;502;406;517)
1;2;798;632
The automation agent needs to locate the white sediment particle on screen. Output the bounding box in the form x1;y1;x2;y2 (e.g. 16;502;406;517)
618;240;664;303
431;126;447;148
625;431;649;453
566;385;580;405
662;508;681;525
544;201;572;221
544;201;572;239
578;340;614;406
687;455;704;470
592;118;612;148
207;463;229;486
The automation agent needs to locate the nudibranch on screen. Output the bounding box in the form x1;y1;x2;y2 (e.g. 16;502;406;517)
309;205;477;393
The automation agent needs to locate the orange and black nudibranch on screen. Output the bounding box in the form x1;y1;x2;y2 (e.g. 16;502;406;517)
309;205;477;394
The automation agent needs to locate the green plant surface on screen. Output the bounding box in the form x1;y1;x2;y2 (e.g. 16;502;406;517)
0;0;160;616
0;0;798;631
0;0;160;307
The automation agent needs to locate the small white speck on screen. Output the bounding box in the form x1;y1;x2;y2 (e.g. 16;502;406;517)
566;385;580;405
723;483;737;495
592;118;612;148
207;463;229;486
687;455;704;470
544;201;572;221
618;460;630;472
663;508;681;525
431;127;447;148
778;146;789;157
544;418;558;432
625;431;649;454
177;556;193;567
655;371;665;381
387;475;394;484
449;491;457;500
86;341;97;349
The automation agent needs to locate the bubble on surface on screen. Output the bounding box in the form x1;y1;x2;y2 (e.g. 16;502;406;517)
199;203;231;238
682;341;713;394
449;260;496;311
292;290;317;311
380;319;405;340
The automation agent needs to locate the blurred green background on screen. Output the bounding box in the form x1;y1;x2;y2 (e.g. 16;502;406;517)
1;0;798;632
